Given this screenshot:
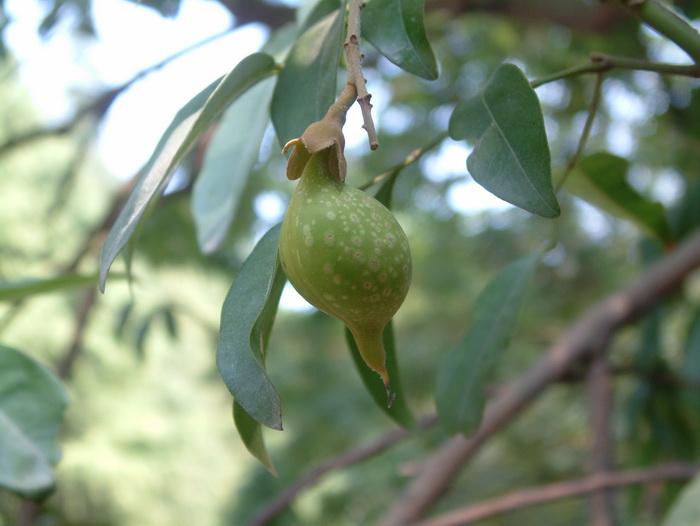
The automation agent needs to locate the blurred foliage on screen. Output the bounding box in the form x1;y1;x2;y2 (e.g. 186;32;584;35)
1;1;700;525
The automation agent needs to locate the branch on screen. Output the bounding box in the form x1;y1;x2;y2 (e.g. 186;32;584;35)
344;0;379;150
380;227;700;526
245;415;437;526
417;463;698;526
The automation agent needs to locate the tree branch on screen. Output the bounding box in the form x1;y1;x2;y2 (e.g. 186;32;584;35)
417;463;698;526
380;227;700;526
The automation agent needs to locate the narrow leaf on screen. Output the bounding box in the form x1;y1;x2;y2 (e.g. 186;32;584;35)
271;8;344;148
662;473;700;526
362;0;438;80
192;76;276;253
100;53;278;291
449;63;560;218
436;255;537;436
217;224;286;430
0;345;68;497
566;152;673;246
0;273;99;302
233;400;278;476
345;322;417;429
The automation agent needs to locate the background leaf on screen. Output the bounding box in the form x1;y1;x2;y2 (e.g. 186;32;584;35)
192;76;276;253
362;0;438;80
233;400;278;476
100;52;278;291
345;322;417;429
270;7;344;148
0;345;68;497
566;152;674;246
449;63;560;218
0;273;99;302
216;224;286;430
662;473;700;526
436;255;538;436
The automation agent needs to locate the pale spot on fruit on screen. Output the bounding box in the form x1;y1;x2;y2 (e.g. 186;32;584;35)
305;236;313;246
323;264;333;273
327;211;336;219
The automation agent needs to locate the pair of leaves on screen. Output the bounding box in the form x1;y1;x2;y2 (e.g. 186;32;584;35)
449;63;560;219
565;152;674;247
0;345;68;497
436;255;537;436
99;52;279;290
216;224;286;473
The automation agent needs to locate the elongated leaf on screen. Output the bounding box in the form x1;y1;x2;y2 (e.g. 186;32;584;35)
362;0;438;80
100;53;278;291
662;473;700;526
271;7;344;148
233;400;277;476
345;322;417;429
0;273;98;302
566;152;673;246
217;224;286;430
0;345;68;496
449;63;560;218
192;76;276;253
436;255;537;436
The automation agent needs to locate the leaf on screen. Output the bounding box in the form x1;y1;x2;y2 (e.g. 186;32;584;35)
233;400;277;476
682;305;700;385
216;224;286;430
0;345;68;497
662;473;700;526
0;273;99;302
192;76;276;253
99;53;278;291
345;322;417;429
449;63;560;218
436;255;538;436
271;7;344;148
362;0;438;80
566;152;674;246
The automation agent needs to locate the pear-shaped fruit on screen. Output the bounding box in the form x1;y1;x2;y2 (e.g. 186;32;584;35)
279;149;412;390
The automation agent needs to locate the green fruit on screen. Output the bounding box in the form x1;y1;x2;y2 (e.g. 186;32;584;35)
279;149;412;390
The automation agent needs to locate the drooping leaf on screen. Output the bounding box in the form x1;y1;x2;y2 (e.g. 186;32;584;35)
449;63;560;218
436;255;538;436
0;273;99;302
192;76;276;253
345;322;417;429
217;224;286;430
362;0;438;80
100;53;278;291
233;400;277;476
271;7;344;148
0;345;68;497
566;152;674;246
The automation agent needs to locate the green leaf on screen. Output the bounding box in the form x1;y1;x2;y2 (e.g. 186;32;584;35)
0;273;99;302
345;322;417;429
217;224;286;430
271;7;344;148
436;255;537;436
662;474;700;526
362;0;438;80
683;305;700;385
233;400;277;476
192;76;276;253
99;53;278;291
449;63;560;218
566;152;674;246
0;345;68;497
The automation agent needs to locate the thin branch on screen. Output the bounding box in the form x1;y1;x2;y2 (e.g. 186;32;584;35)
56;286;97;379
531;53;700;89
587;352;616;526
417;463;698;526
344;0;379;150
245;415;437;526
380;226;700;526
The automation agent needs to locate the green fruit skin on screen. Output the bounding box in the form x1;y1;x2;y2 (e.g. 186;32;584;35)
279;150;412;384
